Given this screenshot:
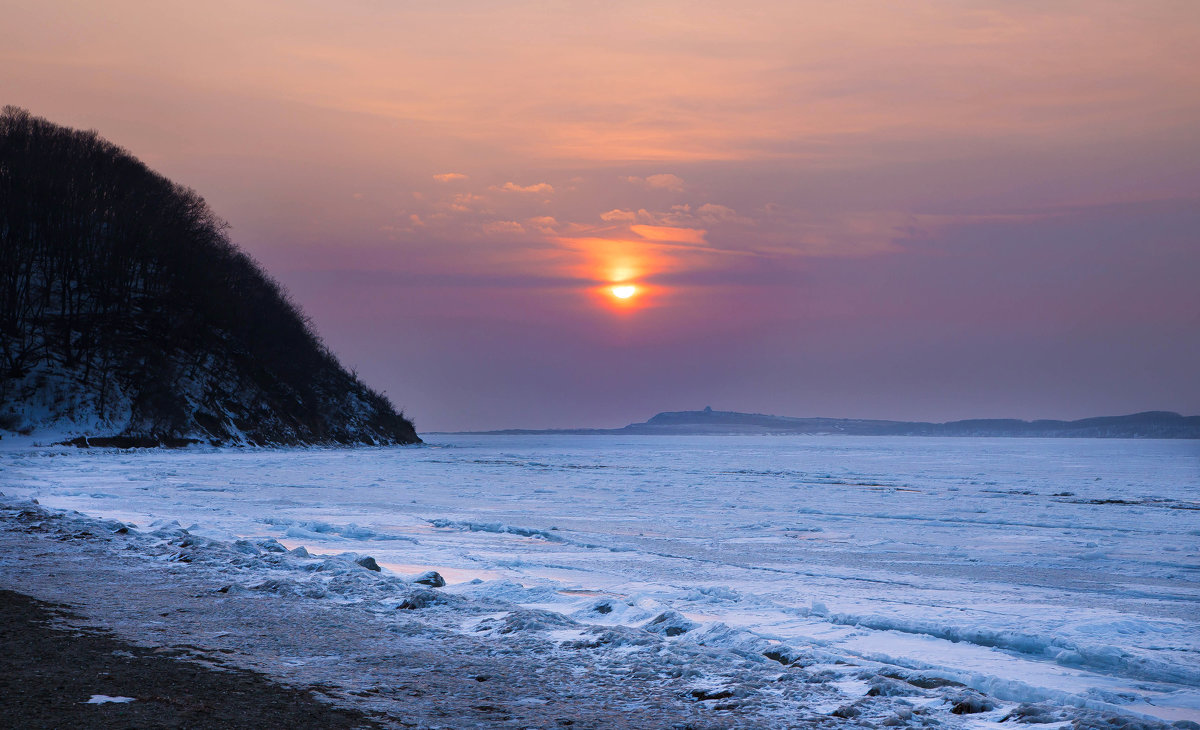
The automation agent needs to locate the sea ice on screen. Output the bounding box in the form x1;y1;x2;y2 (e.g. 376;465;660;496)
2;434;1197;725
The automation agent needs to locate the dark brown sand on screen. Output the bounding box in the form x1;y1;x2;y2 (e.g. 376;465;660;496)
0;512;740;729
0;589;378;729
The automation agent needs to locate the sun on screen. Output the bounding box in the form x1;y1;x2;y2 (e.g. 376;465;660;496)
611;284;637;299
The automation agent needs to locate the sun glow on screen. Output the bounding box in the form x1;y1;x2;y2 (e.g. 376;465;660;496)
611;284;637;299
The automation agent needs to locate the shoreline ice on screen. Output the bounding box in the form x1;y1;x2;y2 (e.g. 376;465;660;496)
2;434;1197;726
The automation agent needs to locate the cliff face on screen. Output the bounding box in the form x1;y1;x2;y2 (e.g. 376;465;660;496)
0;107;419;445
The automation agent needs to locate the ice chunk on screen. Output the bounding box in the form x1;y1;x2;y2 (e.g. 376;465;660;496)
412;570;444;587
643;611;696;637
85;695;135;704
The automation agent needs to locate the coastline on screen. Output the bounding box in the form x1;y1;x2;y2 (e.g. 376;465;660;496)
0;497;765;729
2;481;1191;729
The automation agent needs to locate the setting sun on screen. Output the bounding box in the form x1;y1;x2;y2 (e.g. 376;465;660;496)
611;284;637;299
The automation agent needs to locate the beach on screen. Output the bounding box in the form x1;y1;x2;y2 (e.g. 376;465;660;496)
2;435;1197;728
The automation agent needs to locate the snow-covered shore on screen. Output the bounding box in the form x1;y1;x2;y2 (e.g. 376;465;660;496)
2;435;1197;727
0;495;980;729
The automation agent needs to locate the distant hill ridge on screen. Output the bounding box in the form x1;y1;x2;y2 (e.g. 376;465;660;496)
0;107;419;446
457;407;1200;439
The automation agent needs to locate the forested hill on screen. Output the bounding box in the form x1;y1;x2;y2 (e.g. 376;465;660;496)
0;107;419;446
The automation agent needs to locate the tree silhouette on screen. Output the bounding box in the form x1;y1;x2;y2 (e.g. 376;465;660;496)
0;107;419;445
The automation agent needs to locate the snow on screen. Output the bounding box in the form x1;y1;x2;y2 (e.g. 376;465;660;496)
85;695;135;704
2;434;1197;726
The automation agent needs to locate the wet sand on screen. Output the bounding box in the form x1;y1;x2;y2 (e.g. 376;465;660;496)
0;508;737;729
0;589;377;729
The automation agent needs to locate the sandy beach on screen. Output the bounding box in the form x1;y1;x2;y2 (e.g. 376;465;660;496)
4;463;1194;729
0;497;771;729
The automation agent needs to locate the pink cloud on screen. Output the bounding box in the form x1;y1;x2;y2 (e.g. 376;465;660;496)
695;203;749;225
448;192;487;212
497;182;554;194
630;224;707;245
624;174;685;192
483;220;526;235
646;174;684;191
600;209;638;222
526;216;559;233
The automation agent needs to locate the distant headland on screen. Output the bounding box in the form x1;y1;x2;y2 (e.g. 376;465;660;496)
447;407;1200;439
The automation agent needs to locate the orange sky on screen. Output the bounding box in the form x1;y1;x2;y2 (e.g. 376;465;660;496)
4;1;1199;428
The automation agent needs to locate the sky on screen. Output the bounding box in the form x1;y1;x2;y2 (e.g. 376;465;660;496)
4;1;1199;431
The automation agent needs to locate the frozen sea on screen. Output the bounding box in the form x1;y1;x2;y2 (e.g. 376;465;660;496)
3;434;1199;724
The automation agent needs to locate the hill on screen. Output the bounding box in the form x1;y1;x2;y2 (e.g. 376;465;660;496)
457;407;1200;439
0;107;419;446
